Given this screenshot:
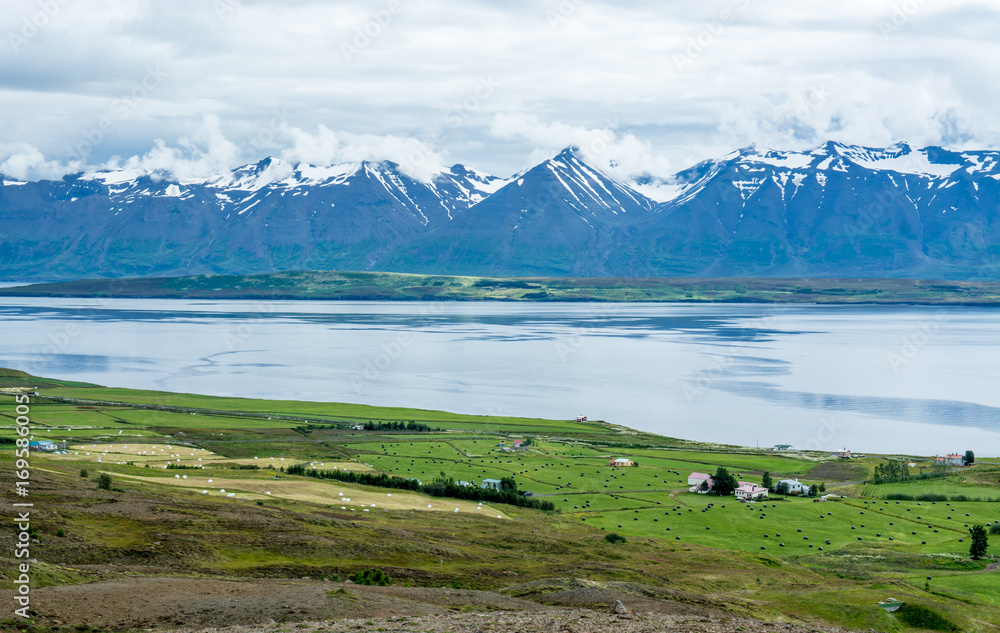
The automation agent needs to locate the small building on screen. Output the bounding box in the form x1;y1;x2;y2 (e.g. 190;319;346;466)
457;480;475;487
609;458;635;467
28;440;58;452
576;415;588;422
480;478;502;491
688;472;713;492
836;448;852;458
778;478;810;495
735;482;768;500
773;444;793;452
936;454;964;466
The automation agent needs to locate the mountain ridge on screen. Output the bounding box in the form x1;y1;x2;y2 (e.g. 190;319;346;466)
2;141;998;281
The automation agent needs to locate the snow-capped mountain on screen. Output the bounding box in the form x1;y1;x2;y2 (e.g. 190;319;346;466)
1;142;999;280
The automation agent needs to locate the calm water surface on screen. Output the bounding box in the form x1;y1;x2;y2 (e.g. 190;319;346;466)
1;299;998;456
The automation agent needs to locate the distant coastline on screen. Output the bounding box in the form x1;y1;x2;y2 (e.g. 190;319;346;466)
3;271;1000;305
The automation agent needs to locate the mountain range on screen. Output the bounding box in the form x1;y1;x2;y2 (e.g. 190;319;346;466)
1;141;998;281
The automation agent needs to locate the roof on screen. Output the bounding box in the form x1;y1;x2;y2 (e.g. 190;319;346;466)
689;472;711;480
612;458;633;463
736;484;762;492
482;478;502;483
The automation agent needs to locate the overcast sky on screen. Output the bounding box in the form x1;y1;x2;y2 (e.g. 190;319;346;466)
2;0;999;182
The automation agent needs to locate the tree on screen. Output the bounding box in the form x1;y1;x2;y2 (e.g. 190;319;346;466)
761;471;773;490
711;467;738;496
776;481;789;496
96;473;112;491
969;525;989;560
964;450;975;466
818;482;826;494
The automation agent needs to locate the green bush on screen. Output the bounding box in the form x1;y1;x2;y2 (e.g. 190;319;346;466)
55;528;66;538
96;473;112;491
989;523;1000;535
895;604;959;631
349;568;390;586
79;469;88;478
604;532;627;544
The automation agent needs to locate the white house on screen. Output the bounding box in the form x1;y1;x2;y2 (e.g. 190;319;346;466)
480;478;503;491
778;478;810;494
936;454;964;466
735;482;768;500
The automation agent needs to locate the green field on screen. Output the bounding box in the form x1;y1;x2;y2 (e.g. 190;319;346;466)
4;270;1000;304
3;367;999;632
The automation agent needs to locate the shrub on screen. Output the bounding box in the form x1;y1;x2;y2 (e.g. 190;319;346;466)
989;523;1000;535
604;532;627;544
80;469;88;478
349;568;390;586
55;528;66;537
895;604;959;631
96;473;112;491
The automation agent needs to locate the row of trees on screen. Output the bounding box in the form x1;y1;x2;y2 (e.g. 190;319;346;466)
284;464;556;512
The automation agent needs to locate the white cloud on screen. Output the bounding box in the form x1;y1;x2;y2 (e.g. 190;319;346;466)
279;125;448;181
1;0;999;180
0;143;81;181
491;113;675;183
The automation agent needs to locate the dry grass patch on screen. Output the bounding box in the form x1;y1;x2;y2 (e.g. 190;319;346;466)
112;472;511;517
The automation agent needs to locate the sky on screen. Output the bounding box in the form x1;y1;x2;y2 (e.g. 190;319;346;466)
1;0;999;183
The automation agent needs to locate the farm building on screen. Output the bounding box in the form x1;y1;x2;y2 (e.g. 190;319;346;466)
480;478;502;491
735;482;768;500
608;458;635;467
688;472;713;492
936;454;964;466
835;448;852;458
28;440;59;452
576;415;588;422
778;478;810;494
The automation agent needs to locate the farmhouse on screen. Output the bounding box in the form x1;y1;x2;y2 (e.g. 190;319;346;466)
480;478;502;491
835;448;852;458
28;440;59;452
576;415;588;422
936;454;964;466
688;472;713;492
778;478;810;494
735;482;768;500
609;458;635;467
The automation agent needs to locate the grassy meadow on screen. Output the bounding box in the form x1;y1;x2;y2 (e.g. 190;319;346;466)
2;367;999;631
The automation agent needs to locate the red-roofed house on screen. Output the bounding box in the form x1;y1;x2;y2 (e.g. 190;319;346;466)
936;454;964;466
688;472;713;492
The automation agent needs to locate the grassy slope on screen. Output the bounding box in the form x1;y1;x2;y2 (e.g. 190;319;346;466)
4;270;1000;304
2;369;999;631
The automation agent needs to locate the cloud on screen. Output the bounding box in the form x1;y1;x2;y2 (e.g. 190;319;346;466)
99;115;243;182
0;143;81;181
490;113;675;182
279;125;448;181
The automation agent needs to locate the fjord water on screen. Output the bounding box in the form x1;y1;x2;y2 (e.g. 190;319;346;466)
1;298;998;456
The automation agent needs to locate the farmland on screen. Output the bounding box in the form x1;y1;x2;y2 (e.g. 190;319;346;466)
2;367;999;632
